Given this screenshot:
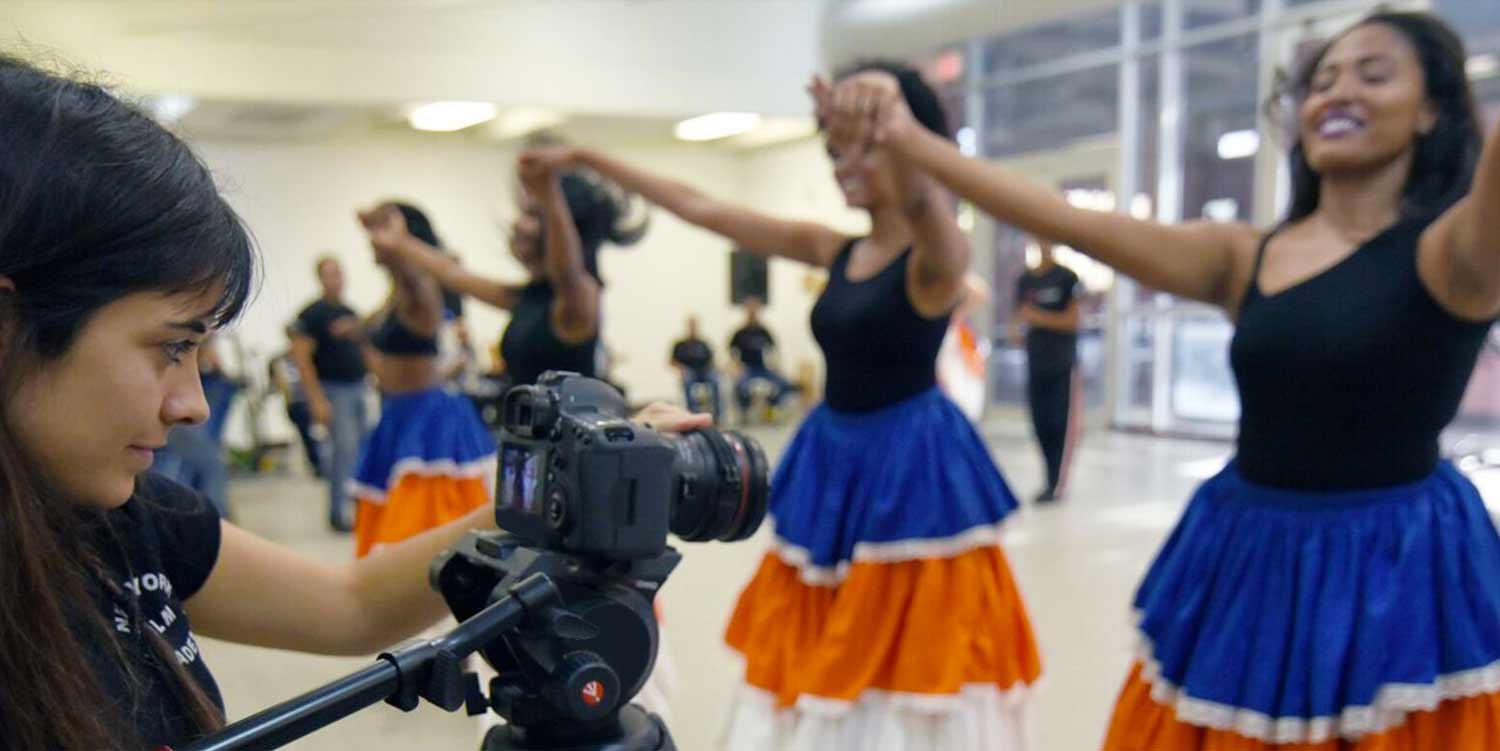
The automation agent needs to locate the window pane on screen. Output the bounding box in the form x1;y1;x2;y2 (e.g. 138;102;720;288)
1182;33;1260;223
1141;2;1165;42
1439;0;1500;113
983;64;1119;158
981;8;1120;75
1171;316;1240;422
1185;0;1262;31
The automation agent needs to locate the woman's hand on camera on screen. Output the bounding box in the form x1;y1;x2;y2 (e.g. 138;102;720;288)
633;403;712;433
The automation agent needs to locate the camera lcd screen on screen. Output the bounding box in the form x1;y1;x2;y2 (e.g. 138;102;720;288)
499;444;543;516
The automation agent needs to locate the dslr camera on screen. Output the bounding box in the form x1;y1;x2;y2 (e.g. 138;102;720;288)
494;371;768;560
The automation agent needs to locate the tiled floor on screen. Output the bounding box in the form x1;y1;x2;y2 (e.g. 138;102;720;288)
202;411;1234;751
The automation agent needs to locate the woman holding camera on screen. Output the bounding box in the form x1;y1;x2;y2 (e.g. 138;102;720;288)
526;62;1040;750
0;55;707;750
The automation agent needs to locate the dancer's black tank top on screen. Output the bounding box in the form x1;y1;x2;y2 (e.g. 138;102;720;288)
811;240;952;412
1230;212;1490;490
370;312;438;356
500;282;597;385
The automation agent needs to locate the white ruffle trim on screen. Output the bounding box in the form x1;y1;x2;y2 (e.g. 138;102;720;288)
721;683;1028;751
772;520;1011;587
634;626;678;724
1134;624;1500;743
349;454;497;504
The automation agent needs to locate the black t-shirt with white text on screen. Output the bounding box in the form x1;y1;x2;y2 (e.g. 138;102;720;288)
1015;265;1081;374
730;325;775;370
82;473;224;749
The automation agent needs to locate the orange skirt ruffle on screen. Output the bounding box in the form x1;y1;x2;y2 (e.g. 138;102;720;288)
1103;662;1500;751
726;545;1041;707
354;473;490;557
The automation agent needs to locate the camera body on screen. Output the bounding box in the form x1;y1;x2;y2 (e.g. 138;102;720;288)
497;373;677;561
498;371;767;563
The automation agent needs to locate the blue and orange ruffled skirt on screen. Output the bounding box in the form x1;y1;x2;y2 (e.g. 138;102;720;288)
1104;461;1500;750
350;388;496;557
723;387;1041;750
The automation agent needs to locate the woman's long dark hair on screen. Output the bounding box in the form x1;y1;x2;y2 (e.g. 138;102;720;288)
1270;11;1481;224
833;59;953;140
0;53;254;749
518;133;648;283
394;202;442;249
559;170;648;282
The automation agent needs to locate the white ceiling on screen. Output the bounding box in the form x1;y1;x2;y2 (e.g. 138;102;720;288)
3;0;828;118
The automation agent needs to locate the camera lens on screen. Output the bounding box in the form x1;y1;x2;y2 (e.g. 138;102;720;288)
668;430;769;543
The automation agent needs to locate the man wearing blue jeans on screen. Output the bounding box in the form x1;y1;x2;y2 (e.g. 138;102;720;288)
291;257;369;532
729;297;795;422
670;316;721;421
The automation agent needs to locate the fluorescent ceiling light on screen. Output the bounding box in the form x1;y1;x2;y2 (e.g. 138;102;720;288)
729;116;817;148
486;107;566;141
1216;129;1260;160
152;94;195;126
674;112;762;142
1468;53;1499;81
407;101;498;132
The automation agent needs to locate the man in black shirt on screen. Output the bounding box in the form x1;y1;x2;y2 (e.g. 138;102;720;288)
1012;241;1083;504
670;316;722;421
291;256;369;531
729;297;795;422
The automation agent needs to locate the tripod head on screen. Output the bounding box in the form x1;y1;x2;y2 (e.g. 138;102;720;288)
432;531;679;749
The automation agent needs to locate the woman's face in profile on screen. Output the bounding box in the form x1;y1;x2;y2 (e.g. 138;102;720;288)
8;290;215;507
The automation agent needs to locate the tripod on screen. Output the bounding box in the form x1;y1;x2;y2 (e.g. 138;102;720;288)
178;534;679;751
481;704;674;751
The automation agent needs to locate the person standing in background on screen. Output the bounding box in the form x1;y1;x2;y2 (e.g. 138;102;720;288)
1011;240;1082;503
291;256;369;532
